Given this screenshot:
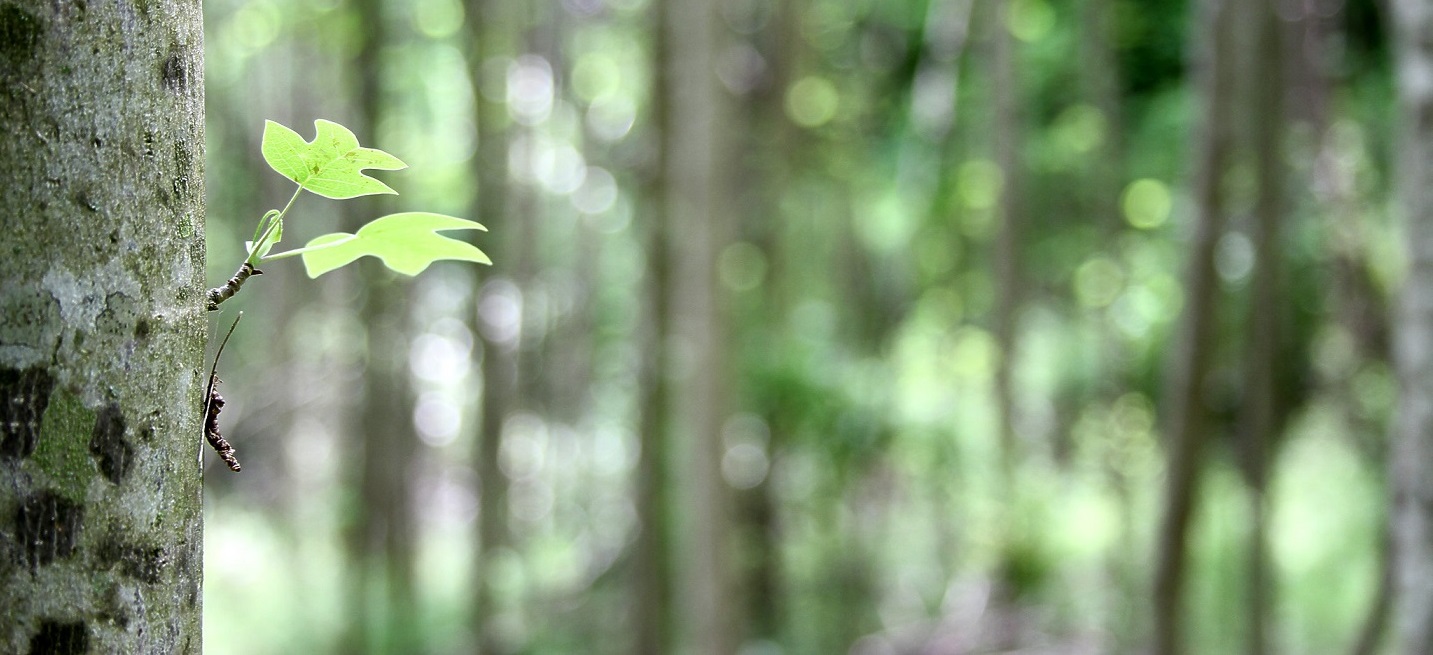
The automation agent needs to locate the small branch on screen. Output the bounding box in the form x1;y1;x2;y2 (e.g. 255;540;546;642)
205;262;262;311
203;312;243;472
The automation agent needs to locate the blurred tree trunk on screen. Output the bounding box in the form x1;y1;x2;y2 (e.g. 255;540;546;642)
1239;2;1287;653
342;0;420;651
990;0;1024;490
0;2;206;651
661;0;737;651
1390;0;1433;650
634;3;676;653
465;0;518;652
736;0;803;643
1151;0;1236;652
1075;0;1138;649
1079;0;1123;232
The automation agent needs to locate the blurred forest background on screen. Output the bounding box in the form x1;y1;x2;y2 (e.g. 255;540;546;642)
199;0;1414;653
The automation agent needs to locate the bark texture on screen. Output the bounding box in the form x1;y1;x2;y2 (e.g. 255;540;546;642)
1391;0;1433;650
0;1;206;652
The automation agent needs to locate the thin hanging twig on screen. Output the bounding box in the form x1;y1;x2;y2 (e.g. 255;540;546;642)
203;312;243;472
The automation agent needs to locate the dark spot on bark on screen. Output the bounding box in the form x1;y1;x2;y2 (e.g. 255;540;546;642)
91;136;102;149
89;403;132;485
73;190;98;212
108;228;118;244
1;367;53;459
162;49;187;91
96;292;136;342
0;4;41;75
98;538;165;584
15;491;83;569
133;317;151;340
28;619;88;655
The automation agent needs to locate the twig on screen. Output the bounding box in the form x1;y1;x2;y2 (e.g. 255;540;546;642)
206;262;262;311
203;312;243;472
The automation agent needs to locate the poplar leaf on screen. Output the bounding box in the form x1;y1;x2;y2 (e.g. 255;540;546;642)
261;119;406;199
294;212;491;278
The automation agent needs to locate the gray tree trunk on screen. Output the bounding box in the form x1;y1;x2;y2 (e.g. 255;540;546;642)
1390;0;1433;651
662;0;737;651
0;1;206;652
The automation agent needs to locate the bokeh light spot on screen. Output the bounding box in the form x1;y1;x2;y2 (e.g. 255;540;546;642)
785;76;839;128
1073;256;1125;308
412;0;463;39
719;242;768;292
958;160;1003;210
1054;104;1106;154
1008;0;1055;42
1122;179;1172;229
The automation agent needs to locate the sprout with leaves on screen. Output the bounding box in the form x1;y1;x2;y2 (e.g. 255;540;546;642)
203;120;490;471
206;119;491;310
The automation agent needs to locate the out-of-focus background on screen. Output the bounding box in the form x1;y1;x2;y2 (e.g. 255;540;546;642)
201;0;1402;653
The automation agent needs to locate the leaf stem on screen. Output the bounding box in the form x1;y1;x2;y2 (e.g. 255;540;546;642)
246;187;303;266
261;235;356;260
207;186;304;312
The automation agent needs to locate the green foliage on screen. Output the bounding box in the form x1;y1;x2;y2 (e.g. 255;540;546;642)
287;212;490;278
261;119;405;199
214;119;490;303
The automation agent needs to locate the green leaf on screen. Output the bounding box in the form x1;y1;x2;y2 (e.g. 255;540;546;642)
292;212;491;278
261;119;407;199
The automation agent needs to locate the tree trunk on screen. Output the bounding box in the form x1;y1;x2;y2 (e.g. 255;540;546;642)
1151;0;1236;652
661;0;737;652
1390;0;1433;650
0;2;206;651
634;3;676;652
465;0;518;650
1240;3;1286;653
341;0;420;651
990;0;1024;490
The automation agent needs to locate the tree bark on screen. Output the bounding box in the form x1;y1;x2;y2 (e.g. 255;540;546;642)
1151;0;1236;652
0;1;206;651
1390;0;1433;650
